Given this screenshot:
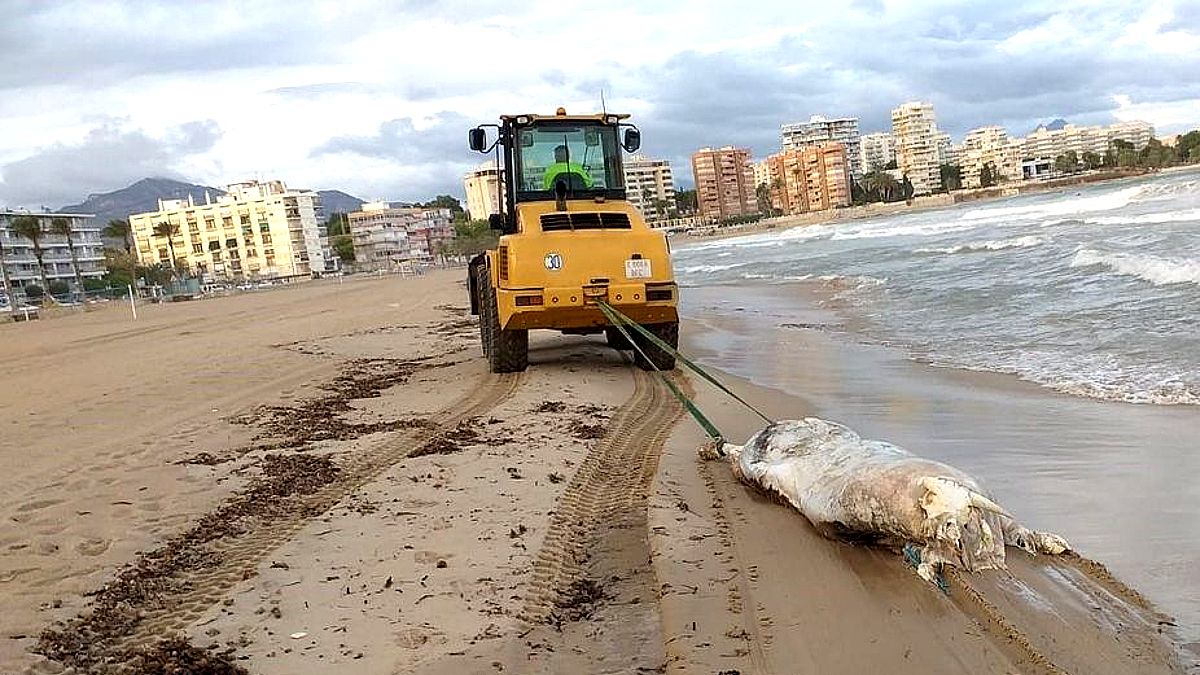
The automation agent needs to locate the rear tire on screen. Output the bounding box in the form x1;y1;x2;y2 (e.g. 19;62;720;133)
633;322;678;371
605;326;632;350
478;266;528;373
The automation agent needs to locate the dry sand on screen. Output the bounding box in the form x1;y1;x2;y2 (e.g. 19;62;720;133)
0;270;1190;674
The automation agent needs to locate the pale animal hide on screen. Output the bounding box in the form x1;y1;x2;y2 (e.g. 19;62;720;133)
702;419;1069;581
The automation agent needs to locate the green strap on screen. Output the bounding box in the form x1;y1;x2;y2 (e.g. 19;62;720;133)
597;300;774;426
596;302;725;442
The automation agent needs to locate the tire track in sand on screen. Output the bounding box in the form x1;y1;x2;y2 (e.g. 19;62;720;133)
521;367;683;624
122;371;524;643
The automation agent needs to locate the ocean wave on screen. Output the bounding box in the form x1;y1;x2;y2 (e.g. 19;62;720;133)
960;185;1143;223
1070;249;1200;286
916;235;1046;255
676;262;749;275
829;221;977;241
1087;208;1200;226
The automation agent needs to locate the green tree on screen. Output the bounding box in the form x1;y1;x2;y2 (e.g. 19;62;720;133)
1139;139;1174;168
103;218;133;252
979;162;999;188
1174;130;1200;163
1082;151;1102;171
325;213;350;236
450;220;499;257
50;217;84;295
422;195;466;223
862;170;899;202
332;235;355;263
10;215;52;295
674;189;698;214
755;182;776;216
939;163;962;192
1111;139;1138;167
653;198;674;219
152;220;181;279
1054;150;1079;174
104;248;139;288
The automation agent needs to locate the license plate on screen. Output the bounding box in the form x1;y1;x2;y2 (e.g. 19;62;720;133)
625;259;652;279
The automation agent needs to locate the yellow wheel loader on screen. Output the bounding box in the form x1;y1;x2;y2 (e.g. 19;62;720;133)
466;109;679;373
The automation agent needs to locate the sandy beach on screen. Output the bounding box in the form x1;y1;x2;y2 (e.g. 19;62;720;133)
0;270;1192;674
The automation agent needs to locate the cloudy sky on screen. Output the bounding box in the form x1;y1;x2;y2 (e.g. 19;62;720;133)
1;0;1198;208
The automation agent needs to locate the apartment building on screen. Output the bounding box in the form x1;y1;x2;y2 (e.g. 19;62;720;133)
1020;120;1155;160
623;154;676;223
347;202;453;270
959;126;1022;188
781;115;863;176
129;180;328;282
463;161;503;221
766;143;851;215
859;132;896;172
891;101;944;196
691;146;758;220
0;211;104;294
752;159;771;188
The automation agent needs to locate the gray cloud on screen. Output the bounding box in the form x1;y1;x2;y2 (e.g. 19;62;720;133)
311;113;478;201
0;119;221;208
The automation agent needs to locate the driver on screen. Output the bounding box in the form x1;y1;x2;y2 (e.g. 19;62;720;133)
542;144;594;189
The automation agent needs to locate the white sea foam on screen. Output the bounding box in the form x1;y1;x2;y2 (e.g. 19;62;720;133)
829;221;978;241
916;235;1046;255
960;185;1143;223
1070;249;1200;286
676;262;747;275
1087;208;1200;226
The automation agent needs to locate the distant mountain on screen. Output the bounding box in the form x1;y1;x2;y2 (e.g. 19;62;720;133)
1031;118;1070;134
59;177;224;226
317;190;364;216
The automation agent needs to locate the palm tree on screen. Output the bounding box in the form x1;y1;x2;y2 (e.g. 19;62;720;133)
863;171;899;202
50;217;84;297
0;222;13;303
103;218;133;252
10;215;52;298
153;220;181;280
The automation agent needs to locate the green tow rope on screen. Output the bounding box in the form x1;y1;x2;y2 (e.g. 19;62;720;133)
595;299;774;445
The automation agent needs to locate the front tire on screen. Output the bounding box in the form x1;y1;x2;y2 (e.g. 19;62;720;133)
633;322;678;371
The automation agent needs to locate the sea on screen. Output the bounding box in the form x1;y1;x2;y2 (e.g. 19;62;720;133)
672;168;1200;644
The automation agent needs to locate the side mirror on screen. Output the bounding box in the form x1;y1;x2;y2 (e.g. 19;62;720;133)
469;127;487;152
488;213;505;231
622;128;641;153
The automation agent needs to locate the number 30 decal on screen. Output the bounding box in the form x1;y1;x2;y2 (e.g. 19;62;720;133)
544;252;563;271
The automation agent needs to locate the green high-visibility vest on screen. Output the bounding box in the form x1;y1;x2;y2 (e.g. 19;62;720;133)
542;162;594;189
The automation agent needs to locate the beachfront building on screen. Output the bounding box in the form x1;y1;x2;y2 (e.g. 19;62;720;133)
891;101;944;196
0;211;104;296
463;161;502;221
1020;120;1156;160
623;154;676;223
129;180;328;282
959;126;1022;188
765;143;851;215
752;159;771;188
935;131;958;167
781;115;863;177
691;146;758;220
347;202;454;271
859;132;896;172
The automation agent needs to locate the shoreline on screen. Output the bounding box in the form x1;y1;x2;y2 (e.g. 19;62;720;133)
676;165;1198;244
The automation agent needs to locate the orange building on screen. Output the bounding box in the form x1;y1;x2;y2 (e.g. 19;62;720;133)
691;146;758;219
766;143;851;215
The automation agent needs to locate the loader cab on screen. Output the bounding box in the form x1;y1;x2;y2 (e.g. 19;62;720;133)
469;109;642;232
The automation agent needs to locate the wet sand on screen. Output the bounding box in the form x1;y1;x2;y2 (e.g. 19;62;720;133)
680;282;1200;649
0;270;1191;673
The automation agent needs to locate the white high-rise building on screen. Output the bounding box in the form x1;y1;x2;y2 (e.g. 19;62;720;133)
0;211;104;296
347;202;454;270
463;161;503;221
959;126;1022;188
624;154;676;222
859;132;896;172
129;180;329;281
891;101;943;196
1020;120;1155;161
781;115;863;177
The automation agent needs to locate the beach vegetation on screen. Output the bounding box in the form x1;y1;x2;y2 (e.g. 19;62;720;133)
10;215;52;293
152;220;181;279
102;219;133;252
979;162;1000;188
324;213;355;263
50;217;84;294
423;195;467;223
1054;151;1079;174
23;283;44;299
450;219;499;257
939;163;962;192
1082;151;1102;170
674;189;698;214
